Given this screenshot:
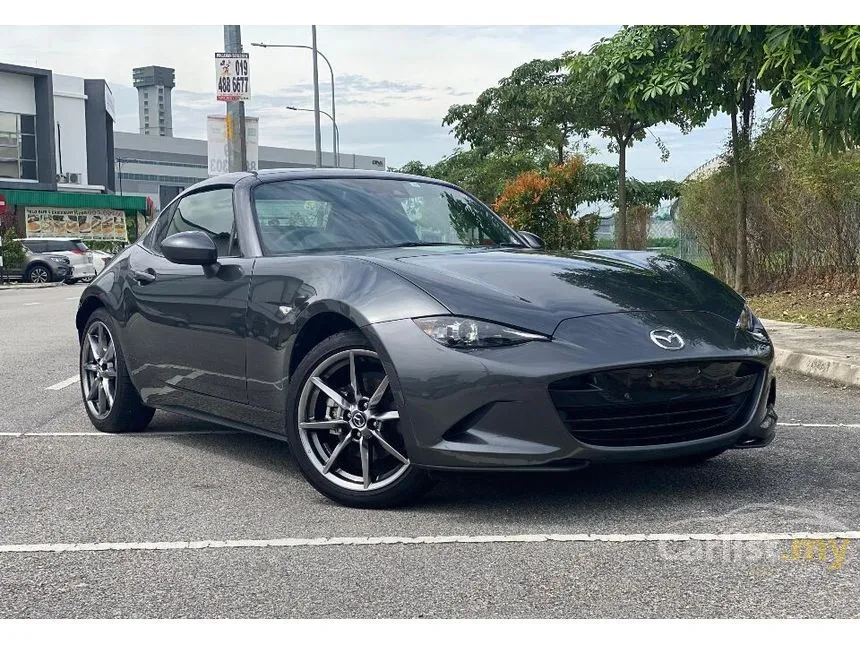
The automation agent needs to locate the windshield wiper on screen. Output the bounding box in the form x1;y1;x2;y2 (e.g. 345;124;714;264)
386;242;468;248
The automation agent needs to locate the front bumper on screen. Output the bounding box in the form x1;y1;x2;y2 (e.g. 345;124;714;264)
365;311;777;471
71;263;97;278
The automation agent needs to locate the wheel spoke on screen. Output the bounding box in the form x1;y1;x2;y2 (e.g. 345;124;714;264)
86;380;100;402
103;368;117;379
310;376;349;410
299;419;347;431
359;435;371;489
103;341;116;363
103;379;114;408
97;382;107;414
87;332;100;361
375;410;400;422
322;433;353;474
97;325;106;357
369;428;409;465
349;350;361;401
368;376;389;408
83;363;99;373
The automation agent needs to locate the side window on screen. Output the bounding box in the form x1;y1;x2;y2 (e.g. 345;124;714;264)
158;188;239;258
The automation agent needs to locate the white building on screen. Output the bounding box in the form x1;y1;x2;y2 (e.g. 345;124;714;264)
114;131;387;211
0;61;117;194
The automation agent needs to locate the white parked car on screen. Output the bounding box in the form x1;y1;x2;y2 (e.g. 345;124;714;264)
90;250;114;276
17;237;97;283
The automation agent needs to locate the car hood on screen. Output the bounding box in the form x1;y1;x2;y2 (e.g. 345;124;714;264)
357;248;744;336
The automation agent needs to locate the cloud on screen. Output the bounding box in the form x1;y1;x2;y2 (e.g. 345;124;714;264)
0;25;741;180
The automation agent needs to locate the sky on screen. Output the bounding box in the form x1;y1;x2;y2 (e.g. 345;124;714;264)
0;25;762;182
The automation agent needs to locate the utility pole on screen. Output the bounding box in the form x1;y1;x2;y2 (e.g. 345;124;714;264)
311;25;323;168
224;25;248;172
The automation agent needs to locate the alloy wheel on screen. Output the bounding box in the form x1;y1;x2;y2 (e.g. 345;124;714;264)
297;349;410;491
81;321;118;420
30;267;48;283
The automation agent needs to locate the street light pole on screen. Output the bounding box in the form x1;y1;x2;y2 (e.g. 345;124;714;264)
285;106;339;163
310;26;323;169
251;39;338;167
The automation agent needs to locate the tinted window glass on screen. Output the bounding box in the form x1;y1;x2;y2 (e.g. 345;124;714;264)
20;114;36;135
160;188;238;257
253;178;523;255
21;240;43;253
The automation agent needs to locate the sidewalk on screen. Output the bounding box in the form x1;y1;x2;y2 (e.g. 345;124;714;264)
0;282;63;291
763;319;860;387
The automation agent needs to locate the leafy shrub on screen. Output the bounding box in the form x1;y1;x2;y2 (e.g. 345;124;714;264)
1;228;26;270
679;120;860;292
493;156;599;251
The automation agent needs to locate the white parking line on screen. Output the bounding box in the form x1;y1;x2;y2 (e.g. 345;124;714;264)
0;430;241;437
66;297;79;300
0;530;857;554
23;302;40;306
45;375;80;390
778;422;860;428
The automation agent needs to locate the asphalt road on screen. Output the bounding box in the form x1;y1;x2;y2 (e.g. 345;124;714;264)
0;283;858;618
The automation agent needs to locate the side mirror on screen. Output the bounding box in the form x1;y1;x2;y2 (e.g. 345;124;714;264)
518;231;545;250
161;231;218;266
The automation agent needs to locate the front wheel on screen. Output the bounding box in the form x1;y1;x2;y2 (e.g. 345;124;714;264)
80;309;155;433
25;264;50;283
286;330;433;508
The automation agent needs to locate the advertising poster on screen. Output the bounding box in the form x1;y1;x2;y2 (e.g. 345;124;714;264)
24;206;129;242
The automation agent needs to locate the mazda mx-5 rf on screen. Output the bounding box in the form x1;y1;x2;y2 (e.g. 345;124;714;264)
76;168;778;507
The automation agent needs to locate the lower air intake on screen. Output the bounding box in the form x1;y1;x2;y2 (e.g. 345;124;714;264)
549;361;762;447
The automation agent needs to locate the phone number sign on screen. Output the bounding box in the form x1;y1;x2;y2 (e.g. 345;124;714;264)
216;52;250;102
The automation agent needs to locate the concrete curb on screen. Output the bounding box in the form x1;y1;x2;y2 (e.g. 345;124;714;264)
771;347;860;388
0;282;64;291
762;319;860;388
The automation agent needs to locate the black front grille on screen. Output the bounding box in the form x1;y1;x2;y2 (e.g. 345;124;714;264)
549;361;762;447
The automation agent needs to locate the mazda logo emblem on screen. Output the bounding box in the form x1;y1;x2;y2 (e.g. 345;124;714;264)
650;329;685;351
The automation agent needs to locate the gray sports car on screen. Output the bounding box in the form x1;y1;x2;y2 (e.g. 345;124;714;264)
76;169;777;507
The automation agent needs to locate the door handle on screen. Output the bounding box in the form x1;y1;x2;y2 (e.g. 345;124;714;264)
132;268;157;285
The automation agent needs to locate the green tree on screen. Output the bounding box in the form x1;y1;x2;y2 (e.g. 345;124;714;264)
760;26;860;153
395;148;554;205
442;58;582;165
565;26;705;250
669;25;768;292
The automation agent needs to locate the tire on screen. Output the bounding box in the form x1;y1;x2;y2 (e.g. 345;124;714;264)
286;329;434;508
80;308;155;433
661;447;728;465
25;263;51;284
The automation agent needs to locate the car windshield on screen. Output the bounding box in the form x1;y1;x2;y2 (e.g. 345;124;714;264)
252;177;524;254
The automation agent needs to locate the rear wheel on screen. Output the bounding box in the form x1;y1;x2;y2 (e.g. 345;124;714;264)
25;264;50;283
80;309;154;433
286;330;433;508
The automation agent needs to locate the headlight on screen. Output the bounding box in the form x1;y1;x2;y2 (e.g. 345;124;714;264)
48;255;69;264
413;316;548;348
737;304;769;342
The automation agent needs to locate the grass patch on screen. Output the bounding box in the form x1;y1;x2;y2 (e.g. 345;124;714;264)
748;289;860;331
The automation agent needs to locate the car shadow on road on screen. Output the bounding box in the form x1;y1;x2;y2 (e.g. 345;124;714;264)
140;412;810;523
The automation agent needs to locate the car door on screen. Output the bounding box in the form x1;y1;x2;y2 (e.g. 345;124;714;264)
123;186;254;407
